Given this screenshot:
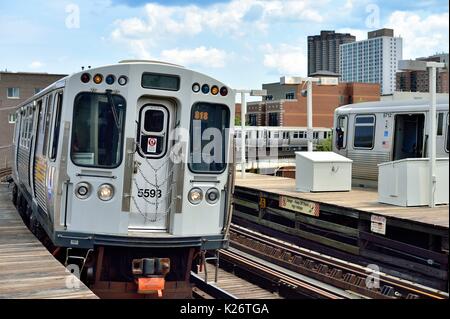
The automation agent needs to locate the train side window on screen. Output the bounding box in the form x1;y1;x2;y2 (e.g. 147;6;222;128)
41;94;53;157
139;105;169;158
336;115;348;149
189;102;230;174
50;92;63;160
354;115;375;149
437;112;444;136
446;113;449;153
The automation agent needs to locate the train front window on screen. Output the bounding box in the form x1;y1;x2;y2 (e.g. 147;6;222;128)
354;115;375;149
189;102;230;173
71;92;126;168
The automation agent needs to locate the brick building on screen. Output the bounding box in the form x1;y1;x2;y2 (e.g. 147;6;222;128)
236;76;380;128
0;72;67;167
396;53;449;93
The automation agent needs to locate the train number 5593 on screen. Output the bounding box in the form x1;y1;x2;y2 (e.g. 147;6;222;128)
137;189;162;198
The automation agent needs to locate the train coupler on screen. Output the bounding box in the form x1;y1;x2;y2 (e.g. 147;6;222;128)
132;258;170;297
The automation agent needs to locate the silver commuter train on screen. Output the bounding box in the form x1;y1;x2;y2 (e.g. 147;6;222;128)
235;126;332;152
11;60;235;298
333;97;449;187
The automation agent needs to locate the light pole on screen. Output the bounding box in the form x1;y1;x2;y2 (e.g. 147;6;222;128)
398;60;447;208
281;76;319;152
235;89;267;178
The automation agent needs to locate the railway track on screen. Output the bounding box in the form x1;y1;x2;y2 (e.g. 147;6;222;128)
192;247;357;299
229;224;449;300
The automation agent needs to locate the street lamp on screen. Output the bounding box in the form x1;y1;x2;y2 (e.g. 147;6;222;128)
281;76;319;152
398;60;447;208
235;89;267;178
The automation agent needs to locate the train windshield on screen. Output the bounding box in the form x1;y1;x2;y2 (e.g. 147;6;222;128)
189;102;230;173
71;92;126;168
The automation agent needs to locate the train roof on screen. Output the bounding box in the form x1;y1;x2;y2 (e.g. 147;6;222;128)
14;60;228;111
336;96;449;113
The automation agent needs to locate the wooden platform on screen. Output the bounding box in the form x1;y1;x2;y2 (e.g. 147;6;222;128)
233;173;449;291
0;184;98;299
236;173;449;229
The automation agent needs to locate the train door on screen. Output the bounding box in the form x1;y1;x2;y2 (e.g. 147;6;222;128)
393;114;425;161
335;115;348;156
130;98;175;231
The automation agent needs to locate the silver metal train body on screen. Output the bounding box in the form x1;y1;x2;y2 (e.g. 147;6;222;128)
333;97;449;187
235;126;332;157
10;61;235;297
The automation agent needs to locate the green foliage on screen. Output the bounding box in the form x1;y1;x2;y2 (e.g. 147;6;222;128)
235;116;241;126
316;135;332;151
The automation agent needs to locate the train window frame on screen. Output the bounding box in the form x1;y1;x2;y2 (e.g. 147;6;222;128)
336;115;348;149
437;112;444;136
33;99;45;157
50;91;63;161
353;114;376;150
446;113;449;153
41;93;53;158
137;104;170;159
70;91;127;169
188;102;230;175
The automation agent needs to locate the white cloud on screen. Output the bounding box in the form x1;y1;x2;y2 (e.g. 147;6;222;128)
386;11;449;59
160;47;228;68
111;0;324;43
29;61;44;69
262;43;307;76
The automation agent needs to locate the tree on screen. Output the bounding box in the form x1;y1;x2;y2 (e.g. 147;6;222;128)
316;135;332;151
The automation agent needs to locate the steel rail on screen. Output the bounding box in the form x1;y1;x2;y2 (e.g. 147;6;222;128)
229;223;448;300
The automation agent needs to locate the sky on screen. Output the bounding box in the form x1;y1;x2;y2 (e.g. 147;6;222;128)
0;0;449;98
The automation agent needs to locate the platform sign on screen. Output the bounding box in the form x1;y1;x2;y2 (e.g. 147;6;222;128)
279;196;319;217
371;215;386;235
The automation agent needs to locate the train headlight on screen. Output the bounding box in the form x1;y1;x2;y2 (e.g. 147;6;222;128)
105;74;116;85
81;73;91;83
98;184;114;201
220;86;228;96
118;76;128;86
93;74;103;84
188;188;203;205
192;83;200;93
211;86;219;95
75;182;91;200
201;84;210;94
206;188;220;204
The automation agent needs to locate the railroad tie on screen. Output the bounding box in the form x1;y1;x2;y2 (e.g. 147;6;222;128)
317;264;329;275
292;255;303;265
281;252;292;262
380;285;395;297
329;268;343;279
343;273;357;285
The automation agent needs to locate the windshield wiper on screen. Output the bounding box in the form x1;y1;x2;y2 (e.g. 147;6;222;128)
106;89;121;130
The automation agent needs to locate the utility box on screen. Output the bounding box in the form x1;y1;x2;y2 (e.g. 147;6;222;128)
295;152;353;192
378;158;449;207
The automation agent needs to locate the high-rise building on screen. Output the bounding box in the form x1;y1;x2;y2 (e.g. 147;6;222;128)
307;31;356;76
339;28;403;95
396;53;449;93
